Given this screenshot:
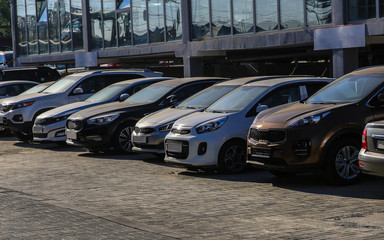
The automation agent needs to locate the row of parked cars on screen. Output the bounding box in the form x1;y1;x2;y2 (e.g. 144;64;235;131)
1;66;384;185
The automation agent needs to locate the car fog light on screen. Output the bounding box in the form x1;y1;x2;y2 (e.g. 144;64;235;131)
55;130;66;137
86;135;103;141
198;142;207;155
13;115;23;122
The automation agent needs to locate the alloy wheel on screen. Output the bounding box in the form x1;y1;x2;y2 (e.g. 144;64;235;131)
334;145;360;180
223;145;246;173
118;126;134;152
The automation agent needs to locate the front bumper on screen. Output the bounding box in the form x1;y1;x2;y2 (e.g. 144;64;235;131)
33;120;66;142
0;109;33;134
358;149;384;177
131;130;168;154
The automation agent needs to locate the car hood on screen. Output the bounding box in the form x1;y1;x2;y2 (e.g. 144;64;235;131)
37;101;101;119
137;107;199;127
1;92;59;105
174;111;230;128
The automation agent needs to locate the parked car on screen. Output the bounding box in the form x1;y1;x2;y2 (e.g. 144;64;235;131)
164;77;333;173
33;77;172;143
0;69;163;141
132;76;308;156
65;77;226;153
0;51;13;67
0;67;61;82
246;66;384;184
0;81;39;99
358;121;384;177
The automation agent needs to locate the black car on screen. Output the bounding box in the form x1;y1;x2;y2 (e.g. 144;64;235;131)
65;77;227;153
0;67;61;82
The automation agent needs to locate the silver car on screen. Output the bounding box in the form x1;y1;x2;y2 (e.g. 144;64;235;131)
359;121;384;177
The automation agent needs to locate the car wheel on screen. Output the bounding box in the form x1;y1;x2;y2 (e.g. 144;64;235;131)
218;140;247;173
325;138;361;185
114;122;135;153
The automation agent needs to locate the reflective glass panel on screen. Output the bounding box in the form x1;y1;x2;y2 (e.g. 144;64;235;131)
16;0;27;55
148;0;165;43
118;0;131;9
280;0;305;29
132;0;148;44
104;0;117;48
306;0;332;26
233;0;254;34
71;0;83;51
348;0;376;21
211;0;231;36
48;0;60;53
117;11;132;46
191;0;210;39
37;0;48;54
26;0;38;54
381;0;384;17
255;0;278;31
90;0;103;49
165;0;182;41
60;0;72;52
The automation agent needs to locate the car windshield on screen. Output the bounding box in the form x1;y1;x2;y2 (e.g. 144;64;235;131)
86;85;124;102
177;85;239;109
19;83;50;95
42;75;81;93
125;84;174;104
307;73;384;104
206;86;268;113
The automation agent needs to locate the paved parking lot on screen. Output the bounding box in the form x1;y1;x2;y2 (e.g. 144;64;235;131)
1;137;384;239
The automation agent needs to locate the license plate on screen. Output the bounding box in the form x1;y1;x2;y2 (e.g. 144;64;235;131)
167;142;182;153
377;140;384;150
133;135;147;143
33;125;44;133
66;131;77;140
251;147;271;158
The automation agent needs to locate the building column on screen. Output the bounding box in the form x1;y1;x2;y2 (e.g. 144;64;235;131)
183;56;204;77
332;48;359;78
10;0;21;66
181;0;191;44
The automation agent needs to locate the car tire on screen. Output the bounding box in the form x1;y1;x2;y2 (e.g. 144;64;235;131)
114;122;135;153
218;140;247;173
324;138;361;185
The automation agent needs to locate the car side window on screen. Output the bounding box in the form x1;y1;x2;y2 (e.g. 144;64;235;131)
126;82;153;96
5;84;23;96
258;85;301;108
171;82;215;103
75;76;104;94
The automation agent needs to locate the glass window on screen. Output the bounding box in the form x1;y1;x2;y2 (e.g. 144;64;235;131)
255;0;278;31
104;0;117;48
211;0;231;36
380;0;384;17
191;0;210;39
60;0;72;52
348;0;376;21
26;0;38;54
165;0;182;41
148;0;165;43
117;11;132;46
233;0;254;34
48;0;60;53
43;76;80;93
16;0;27;56
306;0;332;26
71;0;83;51
171;82;214;103
132;0;148;45
280;0;305;29
126;84;175;104
37;0;48;54
259;85;301;108
90;0;103;49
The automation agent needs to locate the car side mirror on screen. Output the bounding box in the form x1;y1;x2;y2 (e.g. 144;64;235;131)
378;93;384;102
119;93;130;102
256;104;269;113
73;87;83;95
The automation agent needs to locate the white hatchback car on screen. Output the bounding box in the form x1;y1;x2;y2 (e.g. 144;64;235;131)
164;77;333;173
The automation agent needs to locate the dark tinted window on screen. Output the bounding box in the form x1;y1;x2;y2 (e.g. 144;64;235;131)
305;82;328;97
259;85;301;108
171;82;215;103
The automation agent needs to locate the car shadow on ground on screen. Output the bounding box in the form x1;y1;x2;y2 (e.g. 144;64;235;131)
13;140;86;153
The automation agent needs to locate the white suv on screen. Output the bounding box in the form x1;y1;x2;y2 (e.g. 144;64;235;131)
0;69;162;140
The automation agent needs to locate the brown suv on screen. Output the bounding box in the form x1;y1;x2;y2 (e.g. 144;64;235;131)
247;66;384;184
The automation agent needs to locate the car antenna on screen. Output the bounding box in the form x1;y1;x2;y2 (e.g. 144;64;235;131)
289;59;298;76
321;67;328;77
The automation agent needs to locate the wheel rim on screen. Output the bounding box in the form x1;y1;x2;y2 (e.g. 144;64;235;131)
118;126;133;152
334;145;360;180
223;145;246;172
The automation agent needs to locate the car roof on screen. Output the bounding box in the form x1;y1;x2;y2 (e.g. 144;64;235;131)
352;65;384;75
148;77;228;87
0;80;39;86
72;69;162;77
111;77;173;86
244;77;334;87
215;75;314;86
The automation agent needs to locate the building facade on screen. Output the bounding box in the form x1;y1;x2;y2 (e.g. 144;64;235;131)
10;0;384;77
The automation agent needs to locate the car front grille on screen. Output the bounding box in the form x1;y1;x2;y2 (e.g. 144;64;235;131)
66;119;83;131
249;128;286;143
171;129;191;135
33;133;48;138
134;127;155;134
165;139;189;159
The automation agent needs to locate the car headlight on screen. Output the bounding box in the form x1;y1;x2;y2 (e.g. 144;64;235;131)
159;122;174;132
196;117;227;134
289;111;330;128
13;101;35;110
87;113;120;125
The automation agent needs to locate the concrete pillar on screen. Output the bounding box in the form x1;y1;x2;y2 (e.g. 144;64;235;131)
183;56;204;77
181;0;192;44
10;0;21;66
82;0;91;52
332;48;359;78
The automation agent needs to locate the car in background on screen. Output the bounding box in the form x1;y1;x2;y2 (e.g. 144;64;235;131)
0;81;39;99
247;66;384;184
66;77;226;153
33;77;172;143
164;77;333;173
0;67;61;82
0;51;13;67
0;69;163;141
359;121;384;177
132;76;306;156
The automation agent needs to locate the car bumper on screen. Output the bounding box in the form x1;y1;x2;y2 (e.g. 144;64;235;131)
131;130;168;154
358;149;384;177
33;121;66;142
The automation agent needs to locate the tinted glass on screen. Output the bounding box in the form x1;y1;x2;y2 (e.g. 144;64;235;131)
86;85;123;102
211;0;231;37
233;0;254;34
191;0;210;39
380;0;384;17
48;0;60;53
165;0;182;41
43;76;81;93
20;83;51;95
148;0;165;43
306;0;332;26
132;0;148;44
255;0;278;31
71;0;83;51
104;0;117;48
37;1;48;54
26;0;38;54
90;0;103;49
259;85;301;108
17;0;27;55
280;0;304;29
349;0;376;21
60;0;72;52
126;85;174;104
117;11;132;46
